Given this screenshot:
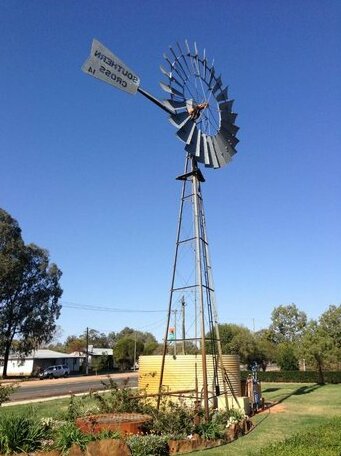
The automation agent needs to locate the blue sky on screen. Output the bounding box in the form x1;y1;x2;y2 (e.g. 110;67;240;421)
1;0;340;341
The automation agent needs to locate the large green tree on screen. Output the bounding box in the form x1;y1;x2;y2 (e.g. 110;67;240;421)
0;209;62;377
270;303;307;343
113;337;144;370
210;323;259;366
299;305;341;383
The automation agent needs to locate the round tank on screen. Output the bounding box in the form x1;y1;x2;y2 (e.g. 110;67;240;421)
138;354;241;399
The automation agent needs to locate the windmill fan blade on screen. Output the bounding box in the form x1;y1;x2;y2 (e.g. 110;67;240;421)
185;128;201;158
160;65;171;78
219;100;234;112
211;137;226;167
221;119;240;136
169;111;191;128
212;76;222;95
207;136;219;168
214;135;233;165
176;120;196;144
163;99;187;111
208;66;216;87
220;110;238;124
160;82;183;97
216;87;228;102
202;134;211;166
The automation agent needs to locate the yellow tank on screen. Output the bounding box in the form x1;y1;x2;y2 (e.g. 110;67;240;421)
138;354;241;398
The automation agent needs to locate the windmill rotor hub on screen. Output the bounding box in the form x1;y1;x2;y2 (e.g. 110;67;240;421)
187;101;209;120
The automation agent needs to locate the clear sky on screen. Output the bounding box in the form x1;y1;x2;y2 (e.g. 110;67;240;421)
1;0;340;342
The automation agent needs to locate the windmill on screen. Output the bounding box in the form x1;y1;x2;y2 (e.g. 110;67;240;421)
82;39;239;420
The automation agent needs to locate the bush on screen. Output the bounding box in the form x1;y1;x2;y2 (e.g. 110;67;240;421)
0;383;16;406
0;408;51;454
65;394;101;421
93;378;146;413
241;370;341;383
145;399;195;438
54;421;91;454
127;434;170;456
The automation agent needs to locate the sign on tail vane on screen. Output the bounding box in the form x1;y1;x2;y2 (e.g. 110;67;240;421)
82;39;140;95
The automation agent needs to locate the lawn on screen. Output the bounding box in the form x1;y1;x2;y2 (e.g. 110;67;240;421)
195;383;341;455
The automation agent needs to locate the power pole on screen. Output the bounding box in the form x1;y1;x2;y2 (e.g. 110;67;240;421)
172;309;177;357
181;296;186;355
133;332;137;371
85;327;89;376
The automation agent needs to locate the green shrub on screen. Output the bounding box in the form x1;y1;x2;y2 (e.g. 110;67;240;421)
241;370;341;383
0;383;16;406
65;394;101;421
195;420;225;440
257;416;341;455
93;378;146;413
54;421;91;454
127;434;170;456
0;408;50;454
145;400;195;438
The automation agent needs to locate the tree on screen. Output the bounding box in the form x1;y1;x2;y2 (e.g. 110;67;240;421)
270;303;307;343
115;327;157;346
65;335;86;353
319;305;341;368
83;329;109;347
253;329;277;371
0;209;62;377
299;305;341;383
276;342;299;370
209;323;259;366
113;337;144;371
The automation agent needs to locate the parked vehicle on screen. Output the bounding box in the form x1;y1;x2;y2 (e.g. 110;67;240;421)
39;364;70;379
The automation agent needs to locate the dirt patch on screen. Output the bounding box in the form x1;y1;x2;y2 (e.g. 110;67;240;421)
259;402;287;414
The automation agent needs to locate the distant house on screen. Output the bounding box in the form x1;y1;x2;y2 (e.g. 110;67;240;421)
0;349;85;377
70;346;114;371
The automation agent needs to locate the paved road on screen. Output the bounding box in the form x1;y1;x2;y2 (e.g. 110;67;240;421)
7;373;138;403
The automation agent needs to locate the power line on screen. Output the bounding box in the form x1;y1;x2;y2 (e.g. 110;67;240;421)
61;301;167;313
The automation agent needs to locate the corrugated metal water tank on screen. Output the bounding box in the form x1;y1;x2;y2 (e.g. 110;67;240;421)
138;354;241;398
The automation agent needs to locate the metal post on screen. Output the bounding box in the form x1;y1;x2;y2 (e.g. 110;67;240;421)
173;309;177;357
200;206;229;410
133;332;137;371
85;327;89;376
192;158;209;421
181;296;186;355
157;155;190;410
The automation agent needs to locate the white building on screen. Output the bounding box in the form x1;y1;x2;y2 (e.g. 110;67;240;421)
0;349;85;377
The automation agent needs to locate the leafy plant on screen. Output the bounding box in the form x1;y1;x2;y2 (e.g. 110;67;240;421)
145;400;195;438
54;421;91;454
0;408;50;454
65;393;100;421
0;383;16;406
127;434;170;456
195;420;225;440
93;378;146;413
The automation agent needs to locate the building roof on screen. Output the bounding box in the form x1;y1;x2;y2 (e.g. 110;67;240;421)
4;349;84;360
69;347;113;357
89;347;112;356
